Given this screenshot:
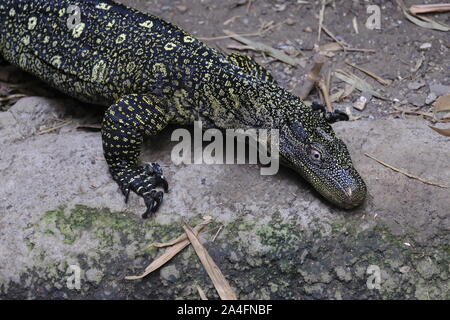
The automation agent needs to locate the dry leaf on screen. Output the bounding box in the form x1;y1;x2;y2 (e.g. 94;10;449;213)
183;223;237;300
333;69;387;100
397;0;450;31
223;29;300;67
319;42;343;52
125;217;212;280
433;94;450;120
429;126;450;137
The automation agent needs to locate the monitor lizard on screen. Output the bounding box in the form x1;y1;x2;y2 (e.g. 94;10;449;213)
0;0;367;218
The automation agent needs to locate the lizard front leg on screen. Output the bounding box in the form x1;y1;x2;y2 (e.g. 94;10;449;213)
311;102;349;123
102;94;172;218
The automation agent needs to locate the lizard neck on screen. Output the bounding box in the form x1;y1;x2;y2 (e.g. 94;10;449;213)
199;66;303;130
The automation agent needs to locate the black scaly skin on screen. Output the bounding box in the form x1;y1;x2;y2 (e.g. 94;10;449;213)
0;0;367;217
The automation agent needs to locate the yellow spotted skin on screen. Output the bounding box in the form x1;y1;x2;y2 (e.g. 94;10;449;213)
0;0;367;215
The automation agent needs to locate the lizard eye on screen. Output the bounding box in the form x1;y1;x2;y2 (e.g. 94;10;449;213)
309;148;322;162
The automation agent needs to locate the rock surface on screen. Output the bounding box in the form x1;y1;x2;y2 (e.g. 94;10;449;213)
0;97;448;299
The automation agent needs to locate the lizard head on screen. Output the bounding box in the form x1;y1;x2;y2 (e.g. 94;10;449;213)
278;109;366;209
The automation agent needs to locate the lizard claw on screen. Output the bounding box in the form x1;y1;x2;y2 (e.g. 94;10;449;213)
112;162;169;218
144;163;169;192
311;101;349;123
142;190;164;219
122;186;131;204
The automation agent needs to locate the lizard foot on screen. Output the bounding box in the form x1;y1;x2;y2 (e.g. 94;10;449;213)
311;102;349;123
112;163;169;219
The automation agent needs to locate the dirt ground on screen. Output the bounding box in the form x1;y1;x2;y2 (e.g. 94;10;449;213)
0;0;449;300
119;0;450;120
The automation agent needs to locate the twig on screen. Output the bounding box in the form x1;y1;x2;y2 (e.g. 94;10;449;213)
0;93;27;102
409;4;450;14
38;120;72;135
223;29;299;66
345;61;392;86
365;153;448;188
223;15;241;26
321;25;347;50
317;78;333;112
392;106;434;119
198;31;262;41
339;47;376;53
317;0;326;43
197;285;209;300
211;225;224;242
299;53;326;99
334;69;387;100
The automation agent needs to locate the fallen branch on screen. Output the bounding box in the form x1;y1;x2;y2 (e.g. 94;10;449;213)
365;153;448;188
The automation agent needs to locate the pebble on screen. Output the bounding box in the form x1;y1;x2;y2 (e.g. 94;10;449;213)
353;92;372;111
160;264;180;281
399;266;410;274
285;18;296;26
419;43;432;50
425;92;437;105
176;5;188;13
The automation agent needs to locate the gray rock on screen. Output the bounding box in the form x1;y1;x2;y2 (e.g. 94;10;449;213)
160;264;180;282
416;259;439;280
335;266;352;282
407;93;426;107
425;92;437;105
85;268;104;284
0;97;449;299
407;80;426;91
429;84;450;96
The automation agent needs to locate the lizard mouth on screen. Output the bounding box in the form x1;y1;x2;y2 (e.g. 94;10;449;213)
280;156;367;209
309;167;367;210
